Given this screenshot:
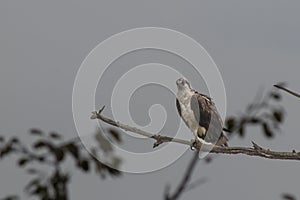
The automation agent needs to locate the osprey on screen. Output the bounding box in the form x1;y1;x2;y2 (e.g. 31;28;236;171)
176;78;228;146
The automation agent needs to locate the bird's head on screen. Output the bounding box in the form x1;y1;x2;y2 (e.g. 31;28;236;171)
176;78;191;91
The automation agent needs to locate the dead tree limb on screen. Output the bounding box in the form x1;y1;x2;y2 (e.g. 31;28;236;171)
91;106;300;161
274;84;300;98
165;149;200;200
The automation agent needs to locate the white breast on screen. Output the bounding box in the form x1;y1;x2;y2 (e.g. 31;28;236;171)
177;92;199;133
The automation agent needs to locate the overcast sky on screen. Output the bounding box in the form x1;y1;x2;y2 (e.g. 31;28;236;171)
1;1;300;199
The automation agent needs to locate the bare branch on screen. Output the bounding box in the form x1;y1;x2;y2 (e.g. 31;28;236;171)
165;150;200;200
92;107;300;161
274;84;300;98
184;177;208;193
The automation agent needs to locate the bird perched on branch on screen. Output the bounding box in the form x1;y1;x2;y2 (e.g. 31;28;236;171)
176;78;228;147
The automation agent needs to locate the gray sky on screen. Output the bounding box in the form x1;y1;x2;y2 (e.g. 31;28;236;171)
1;0;300;199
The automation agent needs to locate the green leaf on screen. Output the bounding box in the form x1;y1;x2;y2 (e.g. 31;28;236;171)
95;129;113;153
37;156;45;162
33;141;47;149
49;132;62;140
249;117;260;123
29;129;44;136
269;92;281;100
108;129;122;143
282;193;296;200
238;126;244;137
24;178;40;192
262;123;273;138
0;145;13;159
273;110;283;122
0;195;19;200
77;160;89;172
54;148;65;162
30;185;47;196
11;137;19;144
225;117;236;131
64;143;79;159
27;168;39;174
18;158;29;167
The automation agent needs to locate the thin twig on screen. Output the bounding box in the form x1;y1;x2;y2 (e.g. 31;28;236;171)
274;84;300;98
165;150;200;200
184;177;208;193
91;106;300;161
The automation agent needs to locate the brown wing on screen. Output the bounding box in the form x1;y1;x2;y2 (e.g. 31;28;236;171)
191;93;228;146
176;98;181;117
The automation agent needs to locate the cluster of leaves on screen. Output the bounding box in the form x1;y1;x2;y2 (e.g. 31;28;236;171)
282;193;297;200
0;128;122;200
225;88;285;139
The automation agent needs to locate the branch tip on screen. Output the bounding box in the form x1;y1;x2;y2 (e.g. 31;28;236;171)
90;111;98;119
274;84;300;98
251;141;263;150
99;105;106;114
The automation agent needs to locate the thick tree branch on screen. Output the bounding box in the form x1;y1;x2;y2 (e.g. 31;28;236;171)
91;106;300;161
274;84;300;98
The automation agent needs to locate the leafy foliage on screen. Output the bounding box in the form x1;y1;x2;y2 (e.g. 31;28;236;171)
225;88;285;138
0;195;19;200
0;128;122;200
282;193;297;200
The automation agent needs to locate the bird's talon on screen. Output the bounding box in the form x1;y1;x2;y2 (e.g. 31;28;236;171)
190;138;199;150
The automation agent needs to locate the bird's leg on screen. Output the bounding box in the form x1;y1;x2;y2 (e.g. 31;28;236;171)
190;132;200;150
